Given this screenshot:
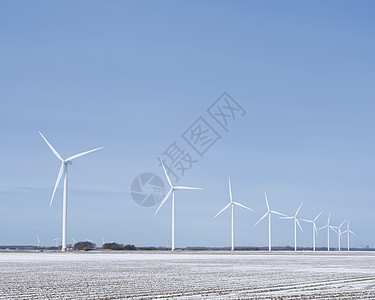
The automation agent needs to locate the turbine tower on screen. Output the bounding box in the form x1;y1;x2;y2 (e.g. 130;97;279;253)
40;131;103;252
318;213;337;251
53;238;61;248
342;220;357;251
36;234;40;248
301;210;323;251
280;203;303;251
333;219;346;251
255;192;285;251
213;178;253;251
154;160;202;251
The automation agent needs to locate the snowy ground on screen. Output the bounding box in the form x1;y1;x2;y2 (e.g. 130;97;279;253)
0;251;375;299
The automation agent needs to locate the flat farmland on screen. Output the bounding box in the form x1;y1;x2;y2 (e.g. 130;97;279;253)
0;251;375;299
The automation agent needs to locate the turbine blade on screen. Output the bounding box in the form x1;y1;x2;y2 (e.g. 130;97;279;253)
301;219;313;223
174;186;202;190
154;189;172;215
213;202;231;219
314;210;324;222
233;202;253;211
229;178;233;203
264;192;270;211
350;230;357;237
318;225;327;230
39;131;63;161
65;147;103;161
280;216;293;219
255;211;268;226
327;212;331;224
271;211;286;217
296;219;303;232
295;203;303;217
330;226;337;234
50;163;64;207
159;159;172;188
314;224;319;236
339;219;347;228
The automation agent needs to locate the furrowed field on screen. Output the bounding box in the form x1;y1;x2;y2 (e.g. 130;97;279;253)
1;251;375;299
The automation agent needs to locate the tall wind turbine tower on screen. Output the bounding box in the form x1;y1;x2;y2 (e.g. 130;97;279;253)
318;213;337;251
255;192;285;251
40;132;103;252
280;203;303;251
334;219;346;251
154;160;202;251
343;220;357;251
301;211;323;251
213;178;253;251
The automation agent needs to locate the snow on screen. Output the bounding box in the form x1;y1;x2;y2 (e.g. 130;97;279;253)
0;251;375;299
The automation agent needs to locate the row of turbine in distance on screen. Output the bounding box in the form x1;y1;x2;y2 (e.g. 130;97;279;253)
155;161;357;252
40;131;357;252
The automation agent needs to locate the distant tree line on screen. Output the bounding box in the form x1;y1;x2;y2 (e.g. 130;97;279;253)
103;243;136;250
73;241;96;251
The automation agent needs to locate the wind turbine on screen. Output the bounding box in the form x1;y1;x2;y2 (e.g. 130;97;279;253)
255;192;286;251
53;238;61;248
343;220;357;251
333;219;346;251
71;237;77;245
280;203;304;251
154;160;202;251
213;178;253;251
301;210;323;251
102;237;105;247
318;213;337;251
36;234;40;248
39;131;103;252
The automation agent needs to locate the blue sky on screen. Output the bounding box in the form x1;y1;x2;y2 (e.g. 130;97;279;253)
0;1;374;248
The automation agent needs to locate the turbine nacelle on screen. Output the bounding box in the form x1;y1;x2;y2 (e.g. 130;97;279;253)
154;160;202;216
255;192;285;226
39;131;103;207
213;178;253;219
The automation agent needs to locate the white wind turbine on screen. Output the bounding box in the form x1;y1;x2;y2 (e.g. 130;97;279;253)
255;192;286;251
154;160;202;251
318;213;337;251
53;238;61;248
333;219;346;251
36;234;40;248
301;210;323;251
343;220;357;251
213;178;253;251
39;131;103;252
280;203;304;251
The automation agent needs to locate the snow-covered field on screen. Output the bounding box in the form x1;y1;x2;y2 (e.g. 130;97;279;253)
0;251;375;299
